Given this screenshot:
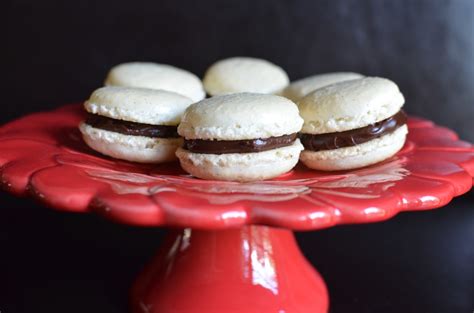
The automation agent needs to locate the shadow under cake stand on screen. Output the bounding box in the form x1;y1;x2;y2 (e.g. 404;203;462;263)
1;104;473;313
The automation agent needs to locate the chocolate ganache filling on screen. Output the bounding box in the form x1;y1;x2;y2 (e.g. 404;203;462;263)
85;113;179;138
184;133;298;154
300;110;407;152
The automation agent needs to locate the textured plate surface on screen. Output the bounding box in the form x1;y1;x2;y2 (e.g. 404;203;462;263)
0;104;473;230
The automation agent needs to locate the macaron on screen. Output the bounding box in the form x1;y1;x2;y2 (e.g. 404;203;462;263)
176;93;304;182
79;86;193;163
203;57;289;96
104;62;205;102
281;72;364;102
298;77;408;171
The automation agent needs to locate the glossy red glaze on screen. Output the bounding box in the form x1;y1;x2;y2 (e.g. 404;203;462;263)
131;226;328;313
1;104;473;313
0;104;472;229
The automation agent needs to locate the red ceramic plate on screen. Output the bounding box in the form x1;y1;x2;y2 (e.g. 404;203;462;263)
1;104;473;230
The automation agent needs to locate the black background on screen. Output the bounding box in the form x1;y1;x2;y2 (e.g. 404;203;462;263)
2;0;474;312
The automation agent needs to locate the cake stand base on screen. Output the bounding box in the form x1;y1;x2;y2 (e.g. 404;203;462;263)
131;226;328;313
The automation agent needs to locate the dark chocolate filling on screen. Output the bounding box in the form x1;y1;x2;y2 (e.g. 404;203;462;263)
84;113;179;138
300;110;407;152
184;133;298;154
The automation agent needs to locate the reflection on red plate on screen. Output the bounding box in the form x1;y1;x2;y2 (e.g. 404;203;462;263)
0;104;473;230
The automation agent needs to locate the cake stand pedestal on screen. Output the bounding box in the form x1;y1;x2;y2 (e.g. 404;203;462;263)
0;104;473;313
131;227;328;313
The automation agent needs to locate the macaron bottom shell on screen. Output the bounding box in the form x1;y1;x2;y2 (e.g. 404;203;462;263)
300;125;408;171
175;140;304;182
80;123;182;163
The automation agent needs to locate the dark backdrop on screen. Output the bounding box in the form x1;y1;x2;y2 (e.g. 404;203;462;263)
2;1;473;312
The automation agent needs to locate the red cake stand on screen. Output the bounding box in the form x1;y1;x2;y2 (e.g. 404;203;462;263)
1;104;473;313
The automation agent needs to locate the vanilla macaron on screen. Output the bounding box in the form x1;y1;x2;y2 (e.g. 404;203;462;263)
105;62;205;102
281;72;364;102
203;57;289;96
176;93;304;182
298;77;408;171
79;86;193;163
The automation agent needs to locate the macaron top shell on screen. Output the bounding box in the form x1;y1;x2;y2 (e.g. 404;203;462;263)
178;93;303;140
298;77;405;134
203;57;290;96
104;62;205;102
281;72;364;102
84;86;194;126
